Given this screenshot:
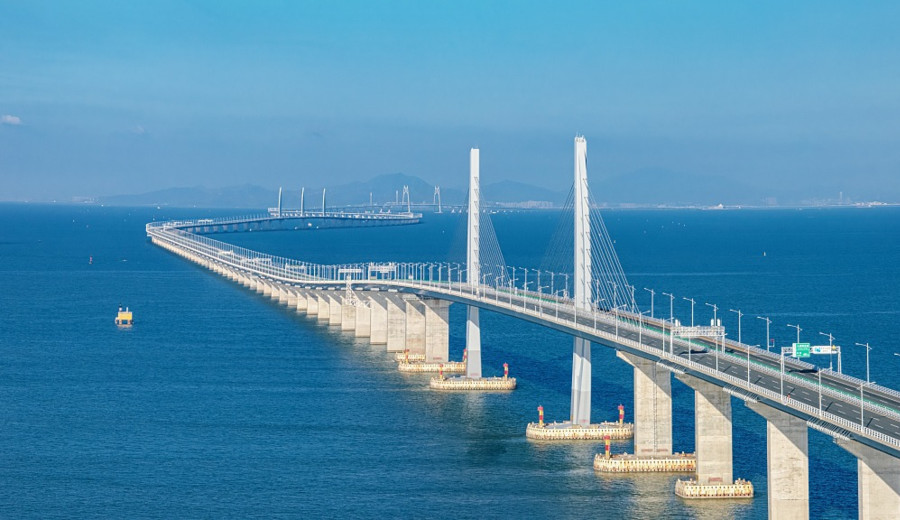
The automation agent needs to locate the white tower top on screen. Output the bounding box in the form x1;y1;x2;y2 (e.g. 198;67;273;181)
573;136;592;310
467;148;480;287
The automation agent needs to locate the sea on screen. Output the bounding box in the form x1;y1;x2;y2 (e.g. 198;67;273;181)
1;203;898;519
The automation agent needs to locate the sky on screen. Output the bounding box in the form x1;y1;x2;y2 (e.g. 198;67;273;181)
1;1;899;202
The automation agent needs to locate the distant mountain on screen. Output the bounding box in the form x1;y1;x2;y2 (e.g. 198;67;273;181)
98;168;775;209
99;184;275;208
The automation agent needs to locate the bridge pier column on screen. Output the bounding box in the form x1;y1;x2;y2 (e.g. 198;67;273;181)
305;291;319;315
369;295;388;345
836;438;900;520
354;295;371;338
341;297;357;331
746;402;809;519
678;374;734;485
617;352;672;455
316;293;330;322
405;298;426;355
328;292;343;325
286;288;299;307
385;295;407;352
465;306;481;378
256;279;267;294
424;299;450;363
295;289;308;312
278;287;291;304
570;337;591;426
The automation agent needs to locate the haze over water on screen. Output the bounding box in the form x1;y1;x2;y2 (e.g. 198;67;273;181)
1;204;898;518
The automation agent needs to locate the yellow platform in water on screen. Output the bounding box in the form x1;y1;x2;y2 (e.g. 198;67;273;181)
115;307;133;326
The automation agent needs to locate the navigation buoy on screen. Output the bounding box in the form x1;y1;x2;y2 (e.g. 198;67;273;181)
503;363;509;379
618;404;625;425
604;435;611;459
439;363;444;380
538;405;544;427
89;256;93;265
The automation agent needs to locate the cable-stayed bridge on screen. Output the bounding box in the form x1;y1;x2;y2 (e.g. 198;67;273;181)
147;138;899;519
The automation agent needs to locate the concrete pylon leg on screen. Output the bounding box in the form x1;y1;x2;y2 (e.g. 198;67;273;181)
570;337;591;426
369;295;388;344
328;294;342;325
678;374;733;485
465;306;482;378
836;438;900;520
617;352;672;455
385;295;406;352
405;298;426;355
354;296;371;337
424;299;450;363
746;402;809;520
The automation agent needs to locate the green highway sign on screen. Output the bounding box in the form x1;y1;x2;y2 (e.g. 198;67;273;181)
793;342;811;358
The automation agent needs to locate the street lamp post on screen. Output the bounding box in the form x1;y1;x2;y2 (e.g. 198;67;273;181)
787;323;801;345
757;316;772;351
820;332;835;370
705;302;718;326
818;369;823;415
644;288;655;318
729;309;743;345
662;292;675;322
855;342;872;384
748;345;758;386
683;297;695;327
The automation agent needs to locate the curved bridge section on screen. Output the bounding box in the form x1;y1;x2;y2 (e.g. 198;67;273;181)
148;210;900;518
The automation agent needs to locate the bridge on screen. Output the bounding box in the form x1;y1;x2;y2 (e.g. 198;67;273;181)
147;139;900;519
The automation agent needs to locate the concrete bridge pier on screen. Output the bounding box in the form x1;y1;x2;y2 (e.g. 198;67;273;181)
305;291;319;316
341;296;357;331
617;352;672;456
746;402;809;519
368;294;388;345
836;438;900;520
385;295;407;352
424;299;450;363
327;292;342;325
679;375;733;484
286;288;299;307
316;292;330;322
295;289;308;313
673;374;752;498
354;295;372;338
404;298;426;356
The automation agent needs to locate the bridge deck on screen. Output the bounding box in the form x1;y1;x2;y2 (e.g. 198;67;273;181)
146;216;900;459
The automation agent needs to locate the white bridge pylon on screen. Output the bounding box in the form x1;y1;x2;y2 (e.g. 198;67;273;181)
466;148;482;379
571;136;592;427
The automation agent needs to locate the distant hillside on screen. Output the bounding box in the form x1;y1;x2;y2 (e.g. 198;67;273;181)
98;168;776;209
99;184;275;208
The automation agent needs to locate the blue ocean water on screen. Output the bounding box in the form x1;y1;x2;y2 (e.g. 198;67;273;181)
1;203;898;519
